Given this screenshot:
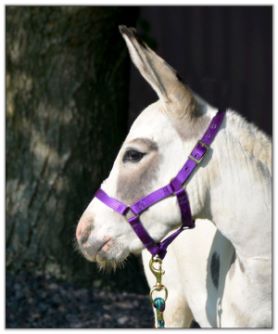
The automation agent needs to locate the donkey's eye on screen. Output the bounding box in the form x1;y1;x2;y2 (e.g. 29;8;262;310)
123;149;146;163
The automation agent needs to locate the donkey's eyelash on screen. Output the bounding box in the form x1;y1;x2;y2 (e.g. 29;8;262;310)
122;149;146;163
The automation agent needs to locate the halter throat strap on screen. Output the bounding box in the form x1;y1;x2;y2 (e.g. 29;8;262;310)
95;110;225;259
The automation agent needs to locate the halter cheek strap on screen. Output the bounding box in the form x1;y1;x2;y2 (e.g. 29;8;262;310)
95;110;225;259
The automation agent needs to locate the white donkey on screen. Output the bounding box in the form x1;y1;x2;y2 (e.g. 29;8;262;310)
76;26;272;328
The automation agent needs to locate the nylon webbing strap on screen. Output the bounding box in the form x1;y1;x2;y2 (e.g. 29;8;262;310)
95;110;225;259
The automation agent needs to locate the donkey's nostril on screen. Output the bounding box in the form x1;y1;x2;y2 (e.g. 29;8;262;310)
80;234;89;245
76;220;93;245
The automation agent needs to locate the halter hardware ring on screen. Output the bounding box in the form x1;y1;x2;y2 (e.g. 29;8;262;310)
189;140;209;164
150;285;168;302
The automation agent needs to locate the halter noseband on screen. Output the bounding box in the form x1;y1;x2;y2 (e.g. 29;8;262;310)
95;110;225;259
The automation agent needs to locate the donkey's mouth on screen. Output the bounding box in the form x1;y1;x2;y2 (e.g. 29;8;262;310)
77;237;112;263
95;238;129;270
95;238;118;264
97;238;112;254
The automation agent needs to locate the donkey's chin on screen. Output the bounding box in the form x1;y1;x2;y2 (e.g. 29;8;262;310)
94;241;130;271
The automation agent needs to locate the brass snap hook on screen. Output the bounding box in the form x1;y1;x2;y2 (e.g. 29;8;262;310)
149;256;168;301
149;256;164;286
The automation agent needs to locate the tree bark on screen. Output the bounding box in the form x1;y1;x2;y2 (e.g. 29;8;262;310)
6;6;141;288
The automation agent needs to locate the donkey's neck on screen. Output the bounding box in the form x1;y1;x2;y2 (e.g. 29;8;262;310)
223;111;271;172
188;106;271;260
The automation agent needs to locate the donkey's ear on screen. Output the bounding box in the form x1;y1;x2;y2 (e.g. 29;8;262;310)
119;25;195;117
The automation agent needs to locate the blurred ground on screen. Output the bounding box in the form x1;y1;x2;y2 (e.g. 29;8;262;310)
6;271;153;328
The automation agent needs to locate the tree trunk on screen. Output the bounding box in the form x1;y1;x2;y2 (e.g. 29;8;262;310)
6;6;142;288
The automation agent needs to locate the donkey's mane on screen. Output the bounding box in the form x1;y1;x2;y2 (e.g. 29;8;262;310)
225;110;271;172
194;94;271;173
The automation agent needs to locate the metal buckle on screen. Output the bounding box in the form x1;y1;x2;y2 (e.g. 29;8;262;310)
189;140;209;164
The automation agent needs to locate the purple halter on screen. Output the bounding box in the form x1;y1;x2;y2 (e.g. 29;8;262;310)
95;110;225;259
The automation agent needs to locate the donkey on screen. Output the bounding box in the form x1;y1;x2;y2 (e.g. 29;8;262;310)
76;26;272;328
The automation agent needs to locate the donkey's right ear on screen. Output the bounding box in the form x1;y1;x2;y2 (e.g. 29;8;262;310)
119;25;191;107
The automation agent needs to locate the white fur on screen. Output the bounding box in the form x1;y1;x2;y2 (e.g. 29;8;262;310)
76;26;272;327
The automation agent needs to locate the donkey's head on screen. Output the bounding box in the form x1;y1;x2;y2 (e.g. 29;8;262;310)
76;26;211;267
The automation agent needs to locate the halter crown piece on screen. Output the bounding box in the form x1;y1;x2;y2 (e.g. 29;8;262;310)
95;108;225;328
95;109;225;258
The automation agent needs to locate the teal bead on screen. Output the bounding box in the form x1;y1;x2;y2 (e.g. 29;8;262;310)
153;297;165;312
157;319;165;328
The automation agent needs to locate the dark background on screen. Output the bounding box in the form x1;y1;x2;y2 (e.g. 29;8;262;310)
130;6;272;135
6;6;272;328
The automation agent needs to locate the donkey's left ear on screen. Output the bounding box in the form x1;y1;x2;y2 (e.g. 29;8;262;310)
119;25;195;116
